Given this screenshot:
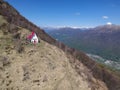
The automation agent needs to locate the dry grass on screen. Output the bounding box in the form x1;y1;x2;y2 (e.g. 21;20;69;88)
0;15;7;26
0;14;108;90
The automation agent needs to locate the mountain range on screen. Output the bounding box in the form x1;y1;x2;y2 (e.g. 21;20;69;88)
46;25;120;63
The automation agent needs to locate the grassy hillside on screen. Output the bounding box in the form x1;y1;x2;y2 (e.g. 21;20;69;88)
0;15;109;90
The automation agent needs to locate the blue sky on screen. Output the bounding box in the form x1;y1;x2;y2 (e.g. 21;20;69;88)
5;0;120;28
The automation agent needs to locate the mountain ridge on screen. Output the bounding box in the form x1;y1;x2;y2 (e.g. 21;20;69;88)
44;24;120;32
0;0;120;90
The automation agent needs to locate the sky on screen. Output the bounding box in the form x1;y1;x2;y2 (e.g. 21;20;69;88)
5;0;120;28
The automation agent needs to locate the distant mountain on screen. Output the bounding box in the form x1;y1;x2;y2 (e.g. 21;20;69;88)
94;24;120;32
46;25;120;62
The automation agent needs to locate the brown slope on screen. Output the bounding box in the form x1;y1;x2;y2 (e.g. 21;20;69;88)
0;15;108;90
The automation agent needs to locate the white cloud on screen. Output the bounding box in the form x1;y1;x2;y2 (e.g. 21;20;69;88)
102;16;109;19
107;22;112;25
75;12;80;16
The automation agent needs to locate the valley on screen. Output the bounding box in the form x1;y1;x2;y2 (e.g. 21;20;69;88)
45;26;120;70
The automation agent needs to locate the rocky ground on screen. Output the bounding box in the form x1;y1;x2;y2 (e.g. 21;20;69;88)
0;15;108;90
